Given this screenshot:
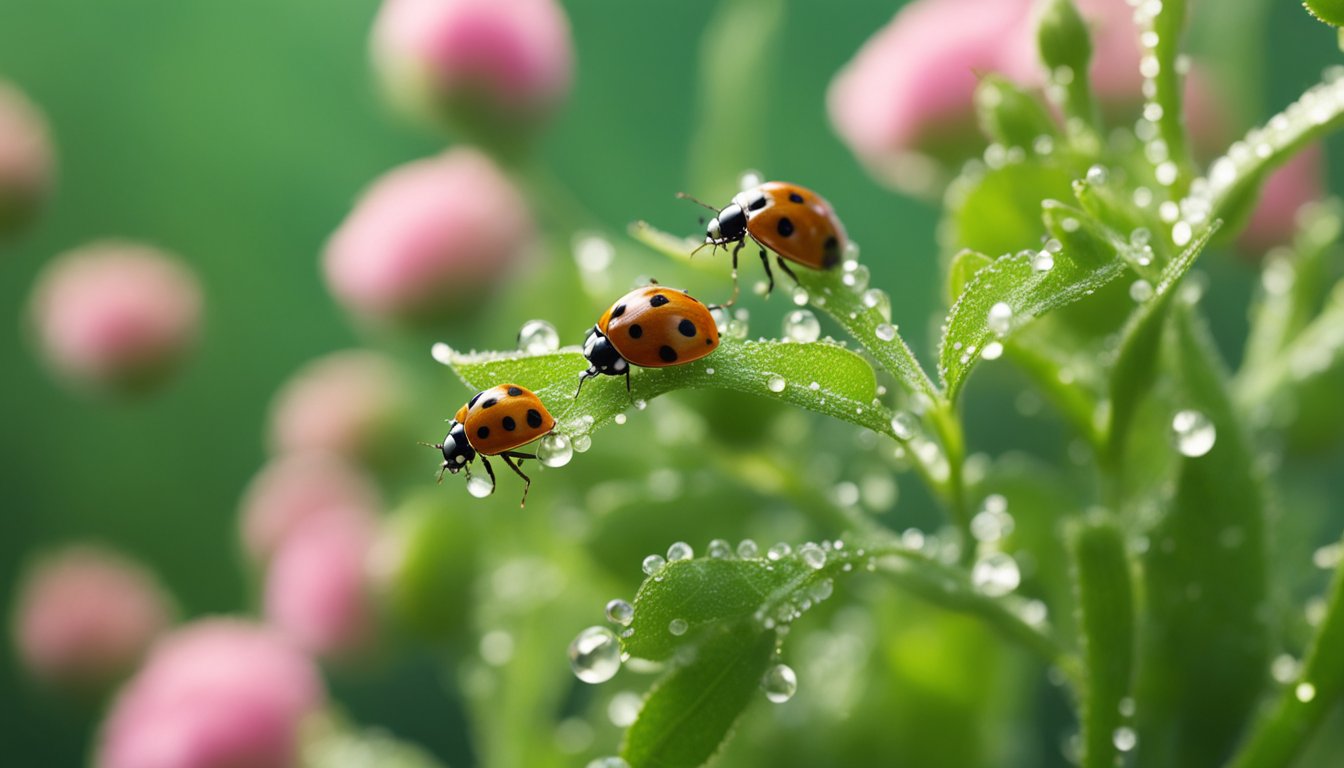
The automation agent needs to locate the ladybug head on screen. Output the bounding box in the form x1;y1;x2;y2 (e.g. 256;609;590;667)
706;203;746;244
437;421;476;478
581;326;628;377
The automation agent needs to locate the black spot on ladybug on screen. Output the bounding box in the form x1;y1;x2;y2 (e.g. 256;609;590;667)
468;392;482;408
526;409;543;428
611;304;626;318
747;195;767;211
823;236;841;268
481;398;498;409
502;416;516;431
788;192;804;203
629;324;644;339
678;319;696;337
507;386;522;396
659;345;678;363
777;217;795;237
649;294;670;307
706;338;714;345
477;426;491;439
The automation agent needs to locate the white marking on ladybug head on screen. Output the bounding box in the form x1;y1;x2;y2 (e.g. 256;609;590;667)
707;218;722;240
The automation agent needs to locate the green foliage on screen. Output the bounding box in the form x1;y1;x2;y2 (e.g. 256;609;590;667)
1303;0;1344;27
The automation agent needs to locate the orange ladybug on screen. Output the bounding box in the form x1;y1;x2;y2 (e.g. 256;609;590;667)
577;286;719;396
684;181;848;303
429;383;556;506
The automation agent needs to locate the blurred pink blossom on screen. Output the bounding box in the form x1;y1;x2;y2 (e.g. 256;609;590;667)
265;511;378;659
12;545;173;689
0;80;54;237
97;618;323;768
371;0;574;138
323;148;535;323
1239;143;1326;252
268;349;404;462
239;453;382;564
29;241;202;394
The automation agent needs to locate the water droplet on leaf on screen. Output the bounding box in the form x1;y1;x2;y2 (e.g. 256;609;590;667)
569;626;621;683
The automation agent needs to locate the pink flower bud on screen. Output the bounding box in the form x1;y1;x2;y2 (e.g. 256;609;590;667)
239;453;382;564
268;350;404;462
0;80;55;238
264;511;378;659
97;618;323;768
1239;143;1326;252
12;545;172;689
29;242;202;395
323;148;535;324
371;0;574;141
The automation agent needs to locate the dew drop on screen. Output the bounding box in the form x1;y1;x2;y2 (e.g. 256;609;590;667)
783;309;821;343
841;263;870;292
574;234;616;273
613;413;627;425
762;664;798;703
981;341;1004;360
890;411;919;440
1085;164;1109;185
1271;653;1300;684
738;169;764;191
1171;410;1216;457
737;539;760;559
1112;726;1138;752
1032;250;1055;272
971;496;1015;542
667;541;694;562
971;552;1021;596
1172;220;1193;246
1129;279;1154;302
1130;227;1151;246
1118;697;1136;717
668;618;688;636
569;626;622;683
767;375;787;393
572;434;593;453
767;542;792;561
605;599;634;627
537;433;574;467
799;543;827;569
466;473;495;498
791;284;810;306
641;554;666;576
875;323;897;342
517;319;561;354
987;302;1013;336
430;342;453;365
707;538;733;558
1295;682;1317;702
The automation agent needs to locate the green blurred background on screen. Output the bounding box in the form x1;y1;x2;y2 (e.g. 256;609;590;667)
2;0;1342;766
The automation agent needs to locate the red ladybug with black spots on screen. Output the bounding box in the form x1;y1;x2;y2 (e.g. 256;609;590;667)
683;181;848;303
430;383;555;506
577;285;719;396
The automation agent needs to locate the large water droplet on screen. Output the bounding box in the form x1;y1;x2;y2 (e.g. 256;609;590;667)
1112;726;1137;752
572;434;593;453
569;626;622;683
875;323;897;342
1032;250;1055;272
798;542;827;569
466;473;495;498
862;288;892;322
1086;164;1109;185
605;599;634;627
987;302;1013;336
517;319;561;354
641;554;666;576
767;542;792;560
708;539;733;558
981;341;1004;360
430;342;453;365
1129;279;1154;302
1171;410;1216;457
667;541;694;561
971;552;1021;596
538;434;574;467
1296;682;1317;702
767;375;786;393
762;663;798;703
890;411;918;440
783;309;821;342
841;263;870;292
668;618;688;636
737;539;760;558
970;495;1015;542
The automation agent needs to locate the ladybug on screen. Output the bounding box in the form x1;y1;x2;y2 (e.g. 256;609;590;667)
577;285;720;396
683;181;848;303
428;383;556;506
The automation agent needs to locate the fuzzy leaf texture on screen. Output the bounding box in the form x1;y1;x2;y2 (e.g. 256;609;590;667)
437;336;893;440
939;203;1127;402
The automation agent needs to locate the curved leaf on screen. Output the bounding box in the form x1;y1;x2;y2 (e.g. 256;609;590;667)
437;336;892;441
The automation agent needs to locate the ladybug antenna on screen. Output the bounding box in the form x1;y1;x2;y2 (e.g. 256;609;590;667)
676;191;719;213
435;463;448;484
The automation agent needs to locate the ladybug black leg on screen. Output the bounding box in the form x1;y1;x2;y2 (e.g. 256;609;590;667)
758;248;775;296
501;454;532;507
774;255;800;287
724;241;745;307
575;369;595;399
479;456;498;494
625;368;633;400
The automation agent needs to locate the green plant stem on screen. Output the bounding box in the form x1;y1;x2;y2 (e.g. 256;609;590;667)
1227;535;1344;768
927;401;972;562
1146;0;1194;196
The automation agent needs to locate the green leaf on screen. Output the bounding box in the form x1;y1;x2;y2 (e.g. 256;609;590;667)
1304;0;1344;27
1069;515;1136;768
438;335;893;441
945;249;993;306
624;546;853;662
301;712;446;768
1105;225;1217;465
938;228;1127;402
378;490;478;643
974;75;1059;151
621;624;777;768
1227;534;1344;768
1134;309;1268;768
946;161;1076;259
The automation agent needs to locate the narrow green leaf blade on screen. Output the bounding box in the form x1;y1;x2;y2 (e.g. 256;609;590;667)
621;625;776;768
